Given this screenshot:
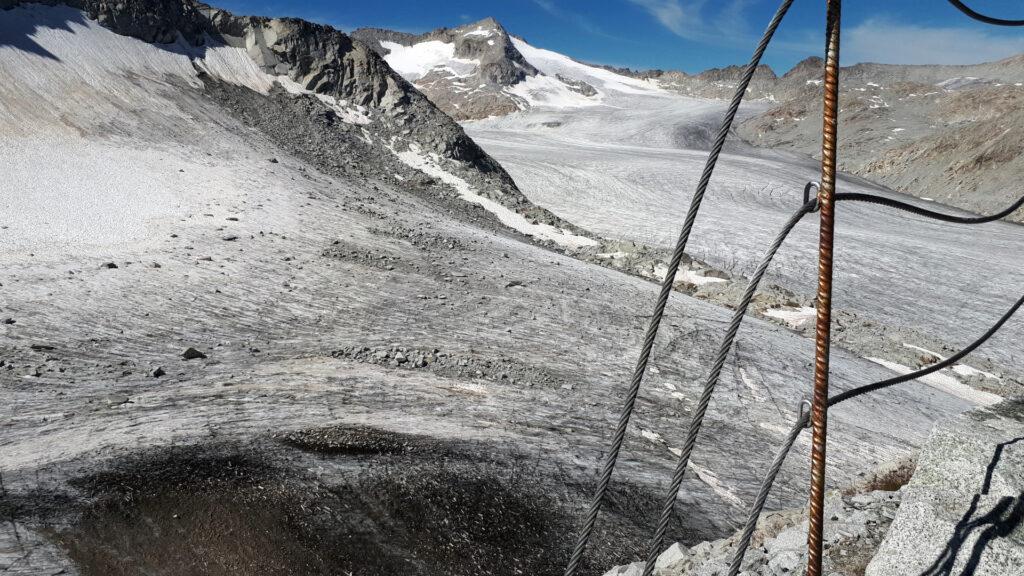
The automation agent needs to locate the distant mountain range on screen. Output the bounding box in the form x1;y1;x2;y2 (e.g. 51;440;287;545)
355;17;1024;221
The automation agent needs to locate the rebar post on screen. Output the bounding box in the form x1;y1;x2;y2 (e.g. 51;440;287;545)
807;1;842;575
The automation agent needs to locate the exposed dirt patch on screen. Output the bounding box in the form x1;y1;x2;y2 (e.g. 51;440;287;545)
15;427;687;576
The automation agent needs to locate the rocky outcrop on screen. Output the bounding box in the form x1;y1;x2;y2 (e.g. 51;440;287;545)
603;398;1024;576
0;0;581;228
353;18;540;120
735;56;1024;222
0;0;207;43
866;398;1024;575
604;485;904;576
655;64;779;100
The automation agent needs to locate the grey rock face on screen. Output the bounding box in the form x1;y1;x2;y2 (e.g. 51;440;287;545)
0;0;207;43
36;0;573;224
655;64;778;100
603;486;904;576
733;57;1024;222
557;73;598;97
354;18;541;120
866;398;1024;576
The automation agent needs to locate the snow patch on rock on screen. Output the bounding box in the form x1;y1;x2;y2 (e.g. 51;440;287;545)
379;39;479;81
391;143;597;249
866;357;1002;406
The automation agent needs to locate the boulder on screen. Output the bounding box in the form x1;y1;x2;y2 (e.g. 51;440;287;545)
866;398;1024;576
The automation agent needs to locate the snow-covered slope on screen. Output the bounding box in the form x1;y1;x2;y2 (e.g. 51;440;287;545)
0;4;297;255
509;37;661;98
355;19;663;119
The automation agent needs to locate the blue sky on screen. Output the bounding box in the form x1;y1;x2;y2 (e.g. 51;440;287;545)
214;1;1024;73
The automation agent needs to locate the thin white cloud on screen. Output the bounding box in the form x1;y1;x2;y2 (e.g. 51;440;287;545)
845;18;1024;65
627;0;706;40
532;0;617;39
626;0;765;47
714;0;753;36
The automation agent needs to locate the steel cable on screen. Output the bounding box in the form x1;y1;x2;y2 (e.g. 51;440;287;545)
835;191;1024;224
725;291;1024;576
637;189;1024;576
946;0;1024;26
640;197;820;576
561;2;797;574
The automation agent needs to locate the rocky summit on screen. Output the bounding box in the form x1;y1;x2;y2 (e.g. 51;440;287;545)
353;18;610;120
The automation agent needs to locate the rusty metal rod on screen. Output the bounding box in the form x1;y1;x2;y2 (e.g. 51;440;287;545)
807;1;841;576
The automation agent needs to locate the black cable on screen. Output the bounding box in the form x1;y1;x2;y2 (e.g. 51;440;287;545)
836;191;1024;224
946;0;1024;26
829;292;1024;406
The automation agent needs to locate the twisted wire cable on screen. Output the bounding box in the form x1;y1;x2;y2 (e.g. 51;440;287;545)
835;191;1024;224
725;290;1024;576
561;2;797;574
640;197;820;576
635;189;1024;575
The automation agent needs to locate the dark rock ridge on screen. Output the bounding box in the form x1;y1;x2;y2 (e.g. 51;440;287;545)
0;0;581;230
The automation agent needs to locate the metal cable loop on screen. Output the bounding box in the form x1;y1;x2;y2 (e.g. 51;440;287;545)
561;2;797;574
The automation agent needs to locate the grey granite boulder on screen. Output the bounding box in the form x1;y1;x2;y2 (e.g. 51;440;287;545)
866;398;1024;576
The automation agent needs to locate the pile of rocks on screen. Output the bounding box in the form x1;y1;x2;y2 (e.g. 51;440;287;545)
605;488;902;576
332;345;566;388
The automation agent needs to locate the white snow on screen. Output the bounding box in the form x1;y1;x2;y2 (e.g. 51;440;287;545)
511;37;662;97
379;39;479;81
463;29;494;38
866;357;1001;406
0;5;315;255
902;343;1001;381
640;428;664;443
506;73;602;109
651;263;727;285
951;364;1000;380
765;306;816;329
686;461;744;507
902;343;942;359
391;143;597;249
936;76;987;90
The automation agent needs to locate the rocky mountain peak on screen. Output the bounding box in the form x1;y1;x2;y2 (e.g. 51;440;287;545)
440;17;538;85
352;17;544;120
781;56;824;80
695;63;777;82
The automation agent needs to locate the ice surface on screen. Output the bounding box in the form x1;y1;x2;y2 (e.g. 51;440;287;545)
465;78;1024;374
0;6;308;256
